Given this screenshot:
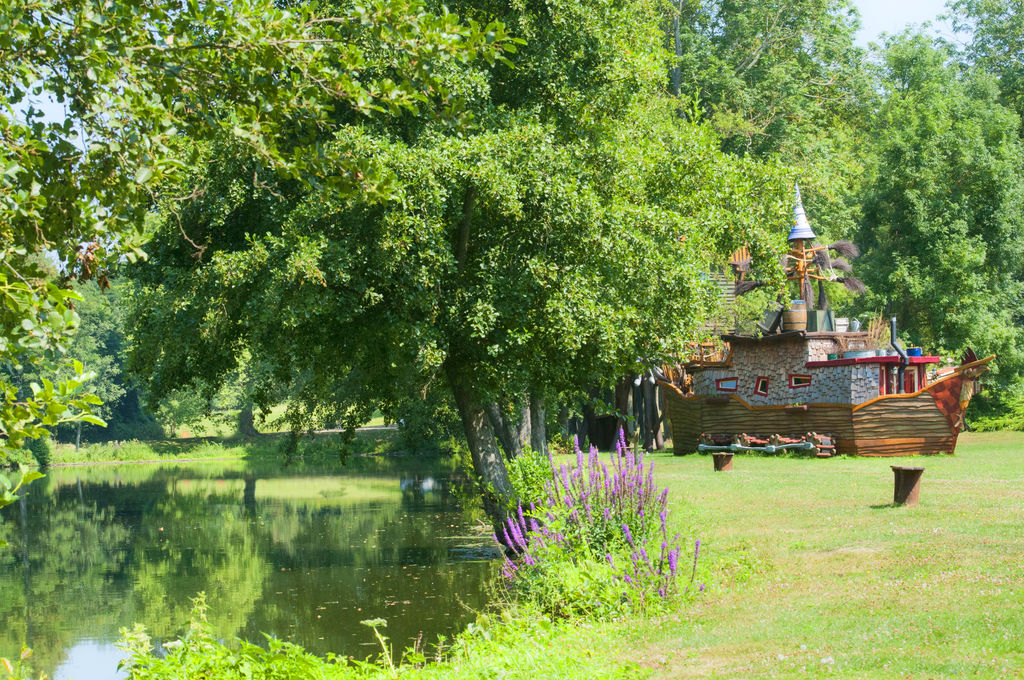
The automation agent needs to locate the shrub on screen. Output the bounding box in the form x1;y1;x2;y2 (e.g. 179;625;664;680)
26;436;53;467
496;433;691;618
503;446;553;509
971;389;1024;432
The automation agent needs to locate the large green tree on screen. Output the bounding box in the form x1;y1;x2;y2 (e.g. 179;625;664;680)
666;0;875;245
0;0;513;461
127;0;790;523
857;33;1024;387
953;0;1024;126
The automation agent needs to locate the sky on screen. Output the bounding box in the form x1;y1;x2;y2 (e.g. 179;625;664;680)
852;0;956;47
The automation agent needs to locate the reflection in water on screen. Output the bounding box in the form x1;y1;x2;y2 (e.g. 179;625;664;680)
0;457;498;679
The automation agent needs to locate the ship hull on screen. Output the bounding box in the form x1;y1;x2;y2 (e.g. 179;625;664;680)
661;356;993;457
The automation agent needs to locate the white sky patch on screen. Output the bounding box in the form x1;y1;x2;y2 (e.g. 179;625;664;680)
851;0;960;47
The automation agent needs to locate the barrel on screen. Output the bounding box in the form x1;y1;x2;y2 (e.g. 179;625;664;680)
783;300;807;331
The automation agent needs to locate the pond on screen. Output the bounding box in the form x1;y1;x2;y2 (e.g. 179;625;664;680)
0;455;500;679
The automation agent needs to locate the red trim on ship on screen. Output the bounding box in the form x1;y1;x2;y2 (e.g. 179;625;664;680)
788;374;812;389
715;377;738;392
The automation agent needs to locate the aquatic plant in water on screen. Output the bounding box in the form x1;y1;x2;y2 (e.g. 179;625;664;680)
496;433;689;614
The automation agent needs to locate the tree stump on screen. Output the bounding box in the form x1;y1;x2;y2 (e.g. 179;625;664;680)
891;466;925;505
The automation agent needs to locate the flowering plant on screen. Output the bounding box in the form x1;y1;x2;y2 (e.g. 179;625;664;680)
496;432;694;617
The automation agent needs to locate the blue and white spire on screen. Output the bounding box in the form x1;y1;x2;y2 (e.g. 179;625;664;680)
788;182;816;242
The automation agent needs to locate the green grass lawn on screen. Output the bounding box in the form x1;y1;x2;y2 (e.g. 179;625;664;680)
623;431;1024;678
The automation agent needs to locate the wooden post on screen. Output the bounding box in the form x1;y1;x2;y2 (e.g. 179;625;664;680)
891;466;925;505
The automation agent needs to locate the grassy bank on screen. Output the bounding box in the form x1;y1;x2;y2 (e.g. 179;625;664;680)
9;428;400;467
13;431;1019;679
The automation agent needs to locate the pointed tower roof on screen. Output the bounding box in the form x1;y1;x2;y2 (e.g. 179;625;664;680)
788;183;816;241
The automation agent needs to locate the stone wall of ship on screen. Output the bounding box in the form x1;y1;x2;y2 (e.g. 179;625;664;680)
691;334;879;406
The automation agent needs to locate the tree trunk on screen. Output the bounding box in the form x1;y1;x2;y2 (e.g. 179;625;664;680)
642;376;663;451
75;421;81;452
661;385;671;444
515;399;531;450
615;377;632;439
529;393;546;456
237;400;258;438
671;3;682;98
485;402;524;461
446;362;515;533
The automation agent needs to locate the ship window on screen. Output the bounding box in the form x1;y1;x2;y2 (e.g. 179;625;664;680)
715;377;738;392
754;377;770;396
788;374;812;389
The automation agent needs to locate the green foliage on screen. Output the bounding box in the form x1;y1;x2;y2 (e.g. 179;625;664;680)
971;383;1024;431
24;436;51;467
0;467;43;513
499;444;689;619
118;595;343;680
0;646;42;680
124;0;791;516
7;279;149;445
672;0;868;157
669;0;874;246
0;0;515;460
118;599;643;680
394;385;462;454
953;0;1024;124
857;33;1024;389
499;546;634;620
503;448;553;510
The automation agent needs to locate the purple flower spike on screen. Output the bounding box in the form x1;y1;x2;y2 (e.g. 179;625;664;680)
699;583;705;592
489;416;683;605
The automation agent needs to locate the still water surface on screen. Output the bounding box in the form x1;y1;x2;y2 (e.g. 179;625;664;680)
0;455;499;679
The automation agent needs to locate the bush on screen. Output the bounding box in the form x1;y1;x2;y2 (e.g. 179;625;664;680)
496;433;693;618
26;436;53;467
503;446;552;509
971;389;1024;432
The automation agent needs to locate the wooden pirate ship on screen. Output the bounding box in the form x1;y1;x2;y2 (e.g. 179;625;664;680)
658;186;994;457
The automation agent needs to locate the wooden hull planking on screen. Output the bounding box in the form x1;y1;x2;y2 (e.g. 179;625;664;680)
660;356;993;457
